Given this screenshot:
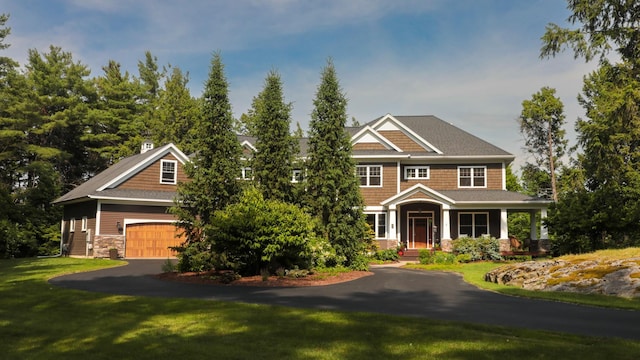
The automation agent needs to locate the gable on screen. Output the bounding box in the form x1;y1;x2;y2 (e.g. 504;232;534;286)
365;114;443;154
116;153;189;191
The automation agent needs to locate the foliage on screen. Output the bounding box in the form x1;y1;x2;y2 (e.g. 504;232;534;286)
519;86;568;201
305;59;372;266
250;70;297;202
172;240;215;273
371;249;399;262
172;52;242;248
452;236;502;261
206;186;326;275
419;249;457;265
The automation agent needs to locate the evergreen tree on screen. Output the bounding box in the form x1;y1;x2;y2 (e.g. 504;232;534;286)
305;60;371;267
519;87;568;202
137;51;164;142
85;60;145;166
152;65;198;152
173;52;242;246
251;70;296;202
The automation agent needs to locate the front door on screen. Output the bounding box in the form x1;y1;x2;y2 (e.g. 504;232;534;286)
408;214;434;249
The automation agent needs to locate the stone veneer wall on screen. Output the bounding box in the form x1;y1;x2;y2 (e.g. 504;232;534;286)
93;235;125;258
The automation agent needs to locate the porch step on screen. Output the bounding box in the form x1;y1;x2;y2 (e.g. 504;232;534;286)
400;249;420;261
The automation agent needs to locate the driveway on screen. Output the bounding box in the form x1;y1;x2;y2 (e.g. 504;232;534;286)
50;260;640;340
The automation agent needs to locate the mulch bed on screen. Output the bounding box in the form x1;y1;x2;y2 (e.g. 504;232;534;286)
155;270;374;287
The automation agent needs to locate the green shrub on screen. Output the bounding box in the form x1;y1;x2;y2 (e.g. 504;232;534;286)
206;186;326;276
349;254;370;271
173;240;215;273
419;249;456;265
452;236;502;261
372;248;399;261
455;253;473;263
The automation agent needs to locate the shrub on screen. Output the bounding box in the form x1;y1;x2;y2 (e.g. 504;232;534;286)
206;186;326;276
452;236;502;261
455;253;473;263
349;254;370;271
419;249;456;265
173;240;214;273
372;248;399;262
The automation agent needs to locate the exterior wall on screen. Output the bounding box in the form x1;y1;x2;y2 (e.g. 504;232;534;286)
93;235;125;258
399;163;504;191
353;142;387;151
62;201;97;257
117;154;189;191
99;203;176;235
358;162;398;206
378;130;426;152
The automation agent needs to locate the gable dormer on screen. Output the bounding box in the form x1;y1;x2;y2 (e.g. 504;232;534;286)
369;114;442;154
352;126;402;152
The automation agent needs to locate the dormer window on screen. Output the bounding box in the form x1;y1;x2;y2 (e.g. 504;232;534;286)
160;160;177;184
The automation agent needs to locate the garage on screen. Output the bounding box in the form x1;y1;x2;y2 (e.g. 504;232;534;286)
125;223;185;258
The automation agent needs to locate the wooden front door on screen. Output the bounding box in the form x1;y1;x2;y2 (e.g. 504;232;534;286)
408;215;434;249
125;223;184;258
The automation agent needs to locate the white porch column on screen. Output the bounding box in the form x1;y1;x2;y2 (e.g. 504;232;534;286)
388;206;397;240
530;210;538;240
540;208;548;239
500;208;508;239
441;207;451;240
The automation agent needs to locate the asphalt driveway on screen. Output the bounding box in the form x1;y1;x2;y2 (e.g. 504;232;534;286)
50;260;640;340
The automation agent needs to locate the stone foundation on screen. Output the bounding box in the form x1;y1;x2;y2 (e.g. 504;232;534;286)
377;239;401;250
93;235;125;258
441;239;453;252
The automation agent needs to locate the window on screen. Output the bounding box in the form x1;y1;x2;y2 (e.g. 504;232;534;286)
357;165;382;187
291;169;303;183
69;218;76;232
240;167;253;180
366;213;387;238
81;216;88;232
458;212;488;238
160;160;177;184
458;166;486;188
405;166;430;179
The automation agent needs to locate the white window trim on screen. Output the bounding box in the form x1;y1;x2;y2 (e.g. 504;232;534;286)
69;218;76;232
357;165;383;188
81;216;88;232
240;167;253;180
291;169;303;183
457;165;487;188
458;212;489;238
365;212;387;239
404;165;430;180
160;159;177;184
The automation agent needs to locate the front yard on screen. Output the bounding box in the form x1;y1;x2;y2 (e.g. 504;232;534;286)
1;257;639;359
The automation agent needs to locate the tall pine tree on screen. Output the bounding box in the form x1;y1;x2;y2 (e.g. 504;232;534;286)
305;60;371;267
172;52;242;246
251;70;296;202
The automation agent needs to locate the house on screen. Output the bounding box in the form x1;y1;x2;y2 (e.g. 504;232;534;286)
53;114;550;258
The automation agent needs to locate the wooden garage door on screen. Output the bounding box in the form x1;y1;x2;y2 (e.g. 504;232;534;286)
125;223;185;258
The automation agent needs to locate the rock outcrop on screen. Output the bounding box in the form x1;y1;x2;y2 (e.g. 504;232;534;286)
484;257;640;298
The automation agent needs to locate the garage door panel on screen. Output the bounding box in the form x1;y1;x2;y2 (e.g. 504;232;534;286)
126;223;185;258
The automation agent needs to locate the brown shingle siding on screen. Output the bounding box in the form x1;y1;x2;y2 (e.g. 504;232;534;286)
353;142;388;151
378;130;427;152
357;162;397;206
117;154;188;191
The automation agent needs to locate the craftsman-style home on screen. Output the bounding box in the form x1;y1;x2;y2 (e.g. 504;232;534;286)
54;114;550;258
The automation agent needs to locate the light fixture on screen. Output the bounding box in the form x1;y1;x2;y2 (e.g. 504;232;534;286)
116;221;123;232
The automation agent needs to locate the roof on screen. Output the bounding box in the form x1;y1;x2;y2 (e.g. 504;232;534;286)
53;143;188;205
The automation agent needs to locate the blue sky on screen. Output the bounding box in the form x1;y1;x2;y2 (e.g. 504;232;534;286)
1;0;597;170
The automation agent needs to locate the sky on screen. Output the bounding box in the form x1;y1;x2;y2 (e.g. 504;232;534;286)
1;0;598;170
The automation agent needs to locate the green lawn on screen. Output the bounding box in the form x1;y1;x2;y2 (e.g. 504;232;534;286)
1;258;639;360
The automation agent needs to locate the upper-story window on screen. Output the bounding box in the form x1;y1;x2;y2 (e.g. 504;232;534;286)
405;165;429;180
240;167;253;180
357;165;382;187
292;169;303;183
458;166;486;188
160;160;177;184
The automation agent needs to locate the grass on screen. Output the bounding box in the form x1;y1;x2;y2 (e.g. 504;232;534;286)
1;257;639;359
405;248;640;311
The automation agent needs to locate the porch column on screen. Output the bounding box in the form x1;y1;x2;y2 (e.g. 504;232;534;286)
500;208;508;239
540;208;548;239
530;210;538;240
441;207;451;240
388;206;397;240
